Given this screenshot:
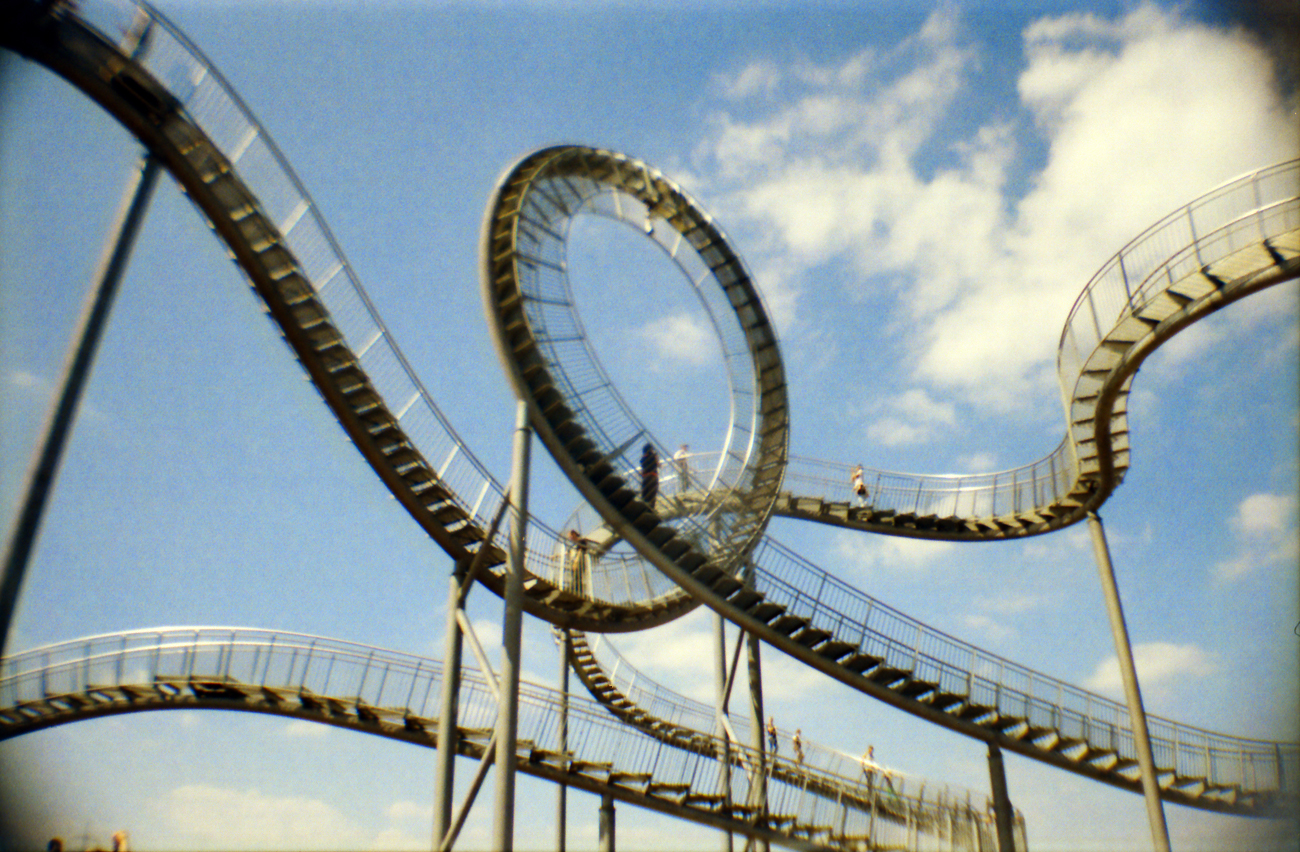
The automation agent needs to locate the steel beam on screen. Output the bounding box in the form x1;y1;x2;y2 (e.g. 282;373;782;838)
493;400;531;851
0;153;161;658
1087;512;1171;852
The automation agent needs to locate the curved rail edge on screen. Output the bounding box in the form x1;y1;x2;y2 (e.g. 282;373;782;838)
2;627;1004;852
0;0;695;632
562;628;1025;848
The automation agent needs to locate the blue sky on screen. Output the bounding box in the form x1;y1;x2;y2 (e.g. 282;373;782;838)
1;0;1297;850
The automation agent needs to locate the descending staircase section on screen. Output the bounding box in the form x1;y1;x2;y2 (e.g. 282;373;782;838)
652;534;1298;817
0;1;694;632
482;144;791;626
564;629;1024;851
2;627;989;852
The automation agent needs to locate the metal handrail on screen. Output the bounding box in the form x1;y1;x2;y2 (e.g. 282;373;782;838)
574;629;1005;812
1;627;1008;850
50;0;688;612
741;536;1298;795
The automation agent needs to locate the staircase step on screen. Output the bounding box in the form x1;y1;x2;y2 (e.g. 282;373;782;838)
749;601;786;623
728;588;764;611
816;640;856;661
792;626;832;648
769;614;809;636
840;652;882;674
896;678;938;699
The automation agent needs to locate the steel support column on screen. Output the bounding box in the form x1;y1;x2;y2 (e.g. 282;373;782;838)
433;572;464;844
0;153;161;658
493;400;531;851
986;743;1015;852
1087;512;1171;852
597;791;616;852
557;628;570;852
744;557;769;852
715;613;734;852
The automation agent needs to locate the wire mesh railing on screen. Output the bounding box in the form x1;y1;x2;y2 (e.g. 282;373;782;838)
487;146;789;584
2;627;1013;850
1059;160;1300;438
739;536;1298;796
573;629;1009;817
52;0;700;614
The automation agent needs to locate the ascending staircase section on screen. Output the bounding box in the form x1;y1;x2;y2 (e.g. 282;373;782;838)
0;2;695;632
0;627;999;852
563;629;1024;850
481;144;791;625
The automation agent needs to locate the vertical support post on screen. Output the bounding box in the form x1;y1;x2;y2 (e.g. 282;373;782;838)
744;558;769;852
0;153;161;658
433;571;464;845
1087;512;1171;852
715;613;733;852
556;629;570;852
985;743;1014;852
493;401;531;852
598;791;616;852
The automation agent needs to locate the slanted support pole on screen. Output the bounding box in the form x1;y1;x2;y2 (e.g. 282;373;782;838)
598;791;616;852
433;491;511;847
1087;512;1171;852
493;400;531;851
0;153;161;658
985;743;1015;852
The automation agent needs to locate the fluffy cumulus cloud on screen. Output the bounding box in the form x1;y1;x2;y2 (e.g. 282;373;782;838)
156;785;372;851
637;311;717;366
1214;491;1300;582
1083;641;1216;700
693;3;1298;414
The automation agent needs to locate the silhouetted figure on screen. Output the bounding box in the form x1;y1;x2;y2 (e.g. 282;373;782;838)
766;715;779;754
640;443;659;506
792;728;804;764
674;444;690;493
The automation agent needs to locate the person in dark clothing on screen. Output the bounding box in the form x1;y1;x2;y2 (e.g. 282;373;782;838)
640;443;659;506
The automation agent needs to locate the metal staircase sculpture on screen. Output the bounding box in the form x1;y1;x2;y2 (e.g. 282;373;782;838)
563;628;1026;849
0;627;1005;852
3;0;1297;839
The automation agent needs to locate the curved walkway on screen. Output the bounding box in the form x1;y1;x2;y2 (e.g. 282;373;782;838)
1;627;1007;852
1;0;1296;829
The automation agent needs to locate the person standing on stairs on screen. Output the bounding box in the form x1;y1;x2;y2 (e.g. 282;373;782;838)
850;464;868;507
640;443;659;507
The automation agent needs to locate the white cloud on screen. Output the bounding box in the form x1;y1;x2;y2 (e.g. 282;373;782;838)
385;799;432;821
833;528;956;575
1083;641;1216;698
693;4;1298;416
866;388;958;447
157;784;371;851
284;719;327;737
1215;491;1299;582
637;311;716;366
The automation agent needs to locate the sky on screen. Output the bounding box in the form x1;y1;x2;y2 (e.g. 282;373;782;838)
1;0;1298;850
